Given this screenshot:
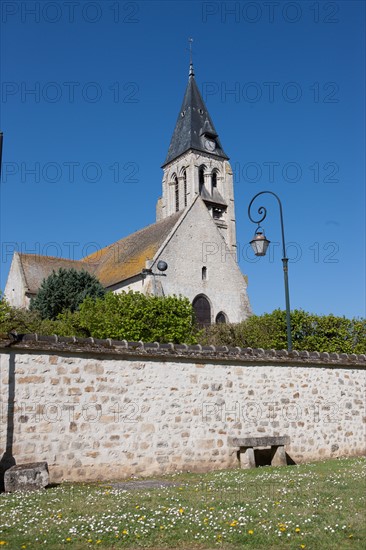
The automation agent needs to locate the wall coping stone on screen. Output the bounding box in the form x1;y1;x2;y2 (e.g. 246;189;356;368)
0;333;365;367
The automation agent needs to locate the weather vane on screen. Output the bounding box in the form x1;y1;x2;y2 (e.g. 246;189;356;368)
188;37;193;64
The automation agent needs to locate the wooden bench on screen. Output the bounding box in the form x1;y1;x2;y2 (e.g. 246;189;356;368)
230;436;290;469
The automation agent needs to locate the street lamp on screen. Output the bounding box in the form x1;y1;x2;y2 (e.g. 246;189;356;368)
249;226;270;257
248;191;292;351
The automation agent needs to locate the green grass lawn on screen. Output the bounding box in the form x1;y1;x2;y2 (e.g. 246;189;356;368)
0;457;365;549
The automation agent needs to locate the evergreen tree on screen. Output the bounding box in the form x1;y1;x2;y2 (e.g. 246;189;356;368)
30;268;105;320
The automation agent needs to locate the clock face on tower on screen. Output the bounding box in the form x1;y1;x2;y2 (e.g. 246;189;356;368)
204;138;216;152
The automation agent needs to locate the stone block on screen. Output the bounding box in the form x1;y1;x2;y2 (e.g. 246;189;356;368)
240;447;256;469
4;462;49;492
271;445;287;467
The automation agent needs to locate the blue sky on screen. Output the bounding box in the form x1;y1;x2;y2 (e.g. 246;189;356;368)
0;0;365;318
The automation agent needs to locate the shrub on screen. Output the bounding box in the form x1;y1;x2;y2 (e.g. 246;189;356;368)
0;293;11;325
200;309;366;353
1;291;196;342
78;291;196;343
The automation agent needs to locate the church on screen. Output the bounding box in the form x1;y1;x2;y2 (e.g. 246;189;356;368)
4;61;251;325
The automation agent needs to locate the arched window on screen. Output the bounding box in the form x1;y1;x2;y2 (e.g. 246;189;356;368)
192;295;211;326
202;266;207;280
174;174;179;212
211;171;217;194
183;169;187;207
216;311;227;324
199;166;205;195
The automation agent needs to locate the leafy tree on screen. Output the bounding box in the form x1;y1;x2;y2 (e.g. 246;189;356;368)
30;268;105;320
78;291;196;343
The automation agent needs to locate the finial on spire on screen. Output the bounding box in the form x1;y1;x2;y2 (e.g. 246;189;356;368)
188;37;194;77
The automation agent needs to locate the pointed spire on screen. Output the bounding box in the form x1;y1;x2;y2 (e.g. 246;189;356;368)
163;49;229;167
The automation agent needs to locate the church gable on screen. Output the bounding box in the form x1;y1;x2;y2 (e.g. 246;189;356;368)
4;252;29;308
152;197;251;323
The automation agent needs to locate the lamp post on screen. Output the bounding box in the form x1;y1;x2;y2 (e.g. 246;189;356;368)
248;191;292;351
141;260;168;295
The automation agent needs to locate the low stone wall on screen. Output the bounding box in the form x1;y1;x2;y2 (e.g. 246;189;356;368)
1;334;365;483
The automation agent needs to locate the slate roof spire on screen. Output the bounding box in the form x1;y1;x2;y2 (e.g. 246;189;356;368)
163;62;229;167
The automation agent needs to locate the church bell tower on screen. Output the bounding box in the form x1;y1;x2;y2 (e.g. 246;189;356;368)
157;61;237;254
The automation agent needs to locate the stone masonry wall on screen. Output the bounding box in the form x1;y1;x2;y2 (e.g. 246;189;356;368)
0;335;365;483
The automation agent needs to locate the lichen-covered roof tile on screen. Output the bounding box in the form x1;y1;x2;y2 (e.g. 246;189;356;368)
17;211;184;294
82;210;183;288
19;254;96;294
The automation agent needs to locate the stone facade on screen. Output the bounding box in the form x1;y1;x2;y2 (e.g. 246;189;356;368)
1;336;365;484
151;198;250;323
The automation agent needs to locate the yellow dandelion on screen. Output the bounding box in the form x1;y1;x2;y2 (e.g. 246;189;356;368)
96;541;102;545
179;507;184;514
209;506;215;510
349;534;353;538
122;530;128;535
87;540;93;544
248;530;254;535
135;505;139;509
300;545;306;549
21;546;27;550
230;520;238;527
160;525;165;530
66;538;71;542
